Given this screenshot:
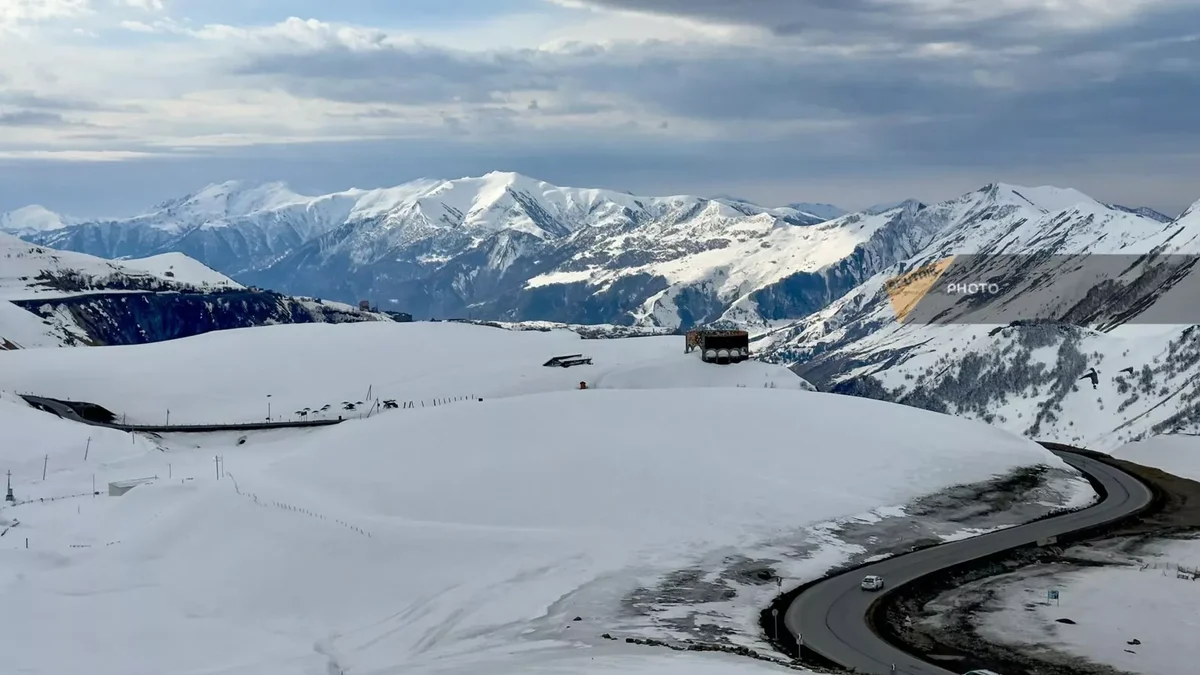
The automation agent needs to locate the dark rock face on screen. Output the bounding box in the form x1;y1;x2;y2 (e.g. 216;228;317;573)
12;290;380;346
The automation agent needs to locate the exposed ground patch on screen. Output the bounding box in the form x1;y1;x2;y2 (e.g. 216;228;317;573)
613;462;1089;668
875;445;1200;675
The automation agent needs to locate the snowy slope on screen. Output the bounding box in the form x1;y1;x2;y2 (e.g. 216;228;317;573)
0;234;383;348
0;321;1080;675
1110;434;1200;481
0;233;219;347
760;191;1200;450
524;202;910;328
0;321;811;424
0;300;90;349
117;252;242;288
0;232;234;300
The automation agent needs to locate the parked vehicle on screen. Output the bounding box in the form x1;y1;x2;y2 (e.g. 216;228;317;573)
860;575;884;591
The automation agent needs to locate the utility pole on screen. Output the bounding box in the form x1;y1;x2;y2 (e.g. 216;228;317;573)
42;455;48;481
166;409;170;426
266;394;272;421
5;470;14;503
215;455;220;479
84;437;91;461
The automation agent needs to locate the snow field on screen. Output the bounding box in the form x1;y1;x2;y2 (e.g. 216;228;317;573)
980;537;1200;675
0;321;811;425
1111;434;1200;481
0;321;1078;675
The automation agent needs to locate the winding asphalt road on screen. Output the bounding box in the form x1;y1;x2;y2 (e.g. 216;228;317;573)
783;450;1153;675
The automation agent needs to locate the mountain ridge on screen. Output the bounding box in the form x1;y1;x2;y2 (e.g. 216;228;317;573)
3;173;1189;331
0;232;387;348
756;185;1200;450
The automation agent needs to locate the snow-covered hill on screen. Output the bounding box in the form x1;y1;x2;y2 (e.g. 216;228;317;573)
0;231;239;300
759;189;1200;449
117;252;243;287
0;234;383;348
0;320;1087;675
0;321;811;423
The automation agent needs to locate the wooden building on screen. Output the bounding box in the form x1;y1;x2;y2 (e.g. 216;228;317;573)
685;329;750;364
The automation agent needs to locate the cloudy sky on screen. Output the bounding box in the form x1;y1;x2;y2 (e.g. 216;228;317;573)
0;0;1197;216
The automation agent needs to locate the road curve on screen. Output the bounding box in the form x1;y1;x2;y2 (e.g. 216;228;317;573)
21;395;345;433
783;450;1153;675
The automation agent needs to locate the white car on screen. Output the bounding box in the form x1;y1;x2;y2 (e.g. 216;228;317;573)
860;575;884;591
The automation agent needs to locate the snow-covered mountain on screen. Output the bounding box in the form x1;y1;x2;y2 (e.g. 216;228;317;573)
16;181;359;277
8;173;872;325
1105;203;1175;223
786;201;847;221
711;194;846;221
0;233;385;348
5;174;1192;345
0;205;81;234
757;187;1200;449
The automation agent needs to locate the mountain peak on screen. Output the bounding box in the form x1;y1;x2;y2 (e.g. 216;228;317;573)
1178;198;1200;222
977;182;1098;212
784;202;846;221
863;199;919;215
479;170;526;182
141;180;309;230
1104;203;1174;223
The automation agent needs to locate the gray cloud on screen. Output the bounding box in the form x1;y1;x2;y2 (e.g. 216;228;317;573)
573;0;1194;46
0;110;73;127
0;90;143;113
2;134;1196;219
233;46;559;105
2;0;1197;220
575;0;953;38
222;5;1200;167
